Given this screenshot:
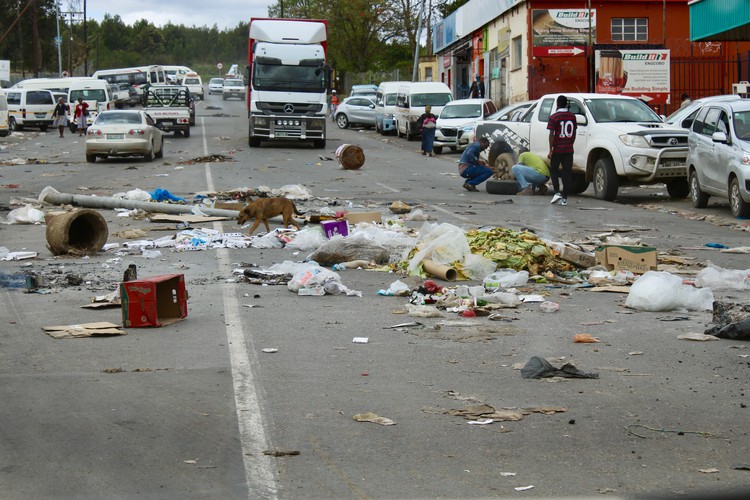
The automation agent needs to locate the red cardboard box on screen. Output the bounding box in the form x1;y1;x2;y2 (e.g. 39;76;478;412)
321;219;349;238
120;274;188;327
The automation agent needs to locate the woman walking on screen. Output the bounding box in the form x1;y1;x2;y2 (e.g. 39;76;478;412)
73;97;89;137
52;97;69;138
418;105;438;157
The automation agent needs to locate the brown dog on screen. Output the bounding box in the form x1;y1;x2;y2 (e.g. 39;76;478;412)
237;197;304;235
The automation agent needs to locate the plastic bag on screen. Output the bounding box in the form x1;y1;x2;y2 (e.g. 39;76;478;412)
149;188;186;203
122;188;152;202
6;205;45;224
406;304;445;318
483;269;529;290
288;263;361;296
286;227;327;252
695;262;750;290
462;253;497;280
625;271;713;311
405;222;470;273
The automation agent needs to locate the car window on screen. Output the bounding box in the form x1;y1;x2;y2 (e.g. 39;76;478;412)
717;111;730;134
701;108;721;136
734;111;750;140
7;93;20;105
441;104;481;119
691;107;709;134
27;91;53;105
145;114;155;126
97;112;142;125
537;98;555;121
568;100;584;115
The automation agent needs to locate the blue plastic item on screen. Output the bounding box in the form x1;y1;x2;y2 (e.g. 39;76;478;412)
704;242;729;249
149;188;186;203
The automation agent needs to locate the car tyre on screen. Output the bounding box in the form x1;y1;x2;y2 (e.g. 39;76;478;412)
569;173;590;194
486;179;518;195
666;178;690;199
593;155;619;201
729;176;750;217
689;169;709;208
86;153;97;163
336;114;349;129
433;146;443;154
183;127;190;138
155;138;164;159
9;118;20;131
144;144;154;162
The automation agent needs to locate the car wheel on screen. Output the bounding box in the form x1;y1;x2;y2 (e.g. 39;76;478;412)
183;127;190;138
155;138;164;158
336;114;349;129
689;169;709;208
593;155;619;201
86;154;97;163
396;123;402;138
375;122;381;134
569;173;590;194
144;144;154;162
222;95;227;100
486;179;519;195
433;146;443;154
729;176;750;217
666;177;690;199
9;118;19;131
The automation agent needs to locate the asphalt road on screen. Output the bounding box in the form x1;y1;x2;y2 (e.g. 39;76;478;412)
0;94;748;500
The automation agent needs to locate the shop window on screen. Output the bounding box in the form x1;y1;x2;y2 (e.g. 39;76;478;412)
511;36;522;70
611;18;648;42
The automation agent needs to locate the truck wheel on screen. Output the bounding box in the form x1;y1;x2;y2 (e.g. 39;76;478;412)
689;169;709;208
313;139;326;149
336;114;349;129
183;127;190;138
492;152;516;180
396;123;402;138
486;179;518;195
666;178;689;199
569;173;590;194
593;156;618;201
729;176;750;217
249;136;260;147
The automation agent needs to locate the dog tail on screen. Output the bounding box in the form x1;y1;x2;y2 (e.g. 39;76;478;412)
292;201;305;216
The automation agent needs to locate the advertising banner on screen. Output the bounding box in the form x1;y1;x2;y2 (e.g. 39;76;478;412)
0;60;9;82
595;49;671;104
532;9;596;57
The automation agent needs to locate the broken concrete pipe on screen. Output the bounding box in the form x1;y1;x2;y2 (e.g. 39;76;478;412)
46;209;109;256
335;144;365;170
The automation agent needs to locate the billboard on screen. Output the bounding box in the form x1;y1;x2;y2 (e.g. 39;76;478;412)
532;9;596;57
595;49;671;104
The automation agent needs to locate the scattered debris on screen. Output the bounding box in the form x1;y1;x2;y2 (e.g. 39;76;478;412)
263;450;300;457
352;412;396;426
520;356;599;379
43;322;126;339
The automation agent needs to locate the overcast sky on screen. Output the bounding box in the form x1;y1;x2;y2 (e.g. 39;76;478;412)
85;0;274;31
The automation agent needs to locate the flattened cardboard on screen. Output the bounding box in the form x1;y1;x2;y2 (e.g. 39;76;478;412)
120;274;188;327
149;214;230;223
557;245;596;268
344;211;382;224
595;245;657;274
213;201;244;211
44;322;126;339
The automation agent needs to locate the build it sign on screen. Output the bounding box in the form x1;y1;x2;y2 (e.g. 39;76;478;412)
595;49;671;105
532;9;596;57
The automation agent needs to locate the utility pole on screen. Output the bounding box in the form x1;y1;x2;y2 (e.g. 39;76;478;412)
83;0;88;76
61;5;83;76
55;1;63;76
412;0;427;82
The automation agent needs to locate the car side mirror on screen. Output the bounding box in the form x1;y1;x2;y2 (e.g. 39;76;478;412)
681;118;694;129
712;131;728;143
575;113;587;126
369;104;375;109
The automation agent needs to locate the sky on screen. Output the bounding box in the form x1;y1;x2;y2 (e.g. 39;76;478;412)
84;0;275;31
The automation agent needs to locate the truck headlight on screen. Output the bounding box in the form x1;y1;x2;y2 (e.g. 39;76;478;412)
256;117;268;127
619;134;650;148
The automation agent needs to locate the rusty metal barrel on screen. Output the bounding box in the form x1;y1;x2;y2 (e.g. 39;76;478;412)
335;144;365;170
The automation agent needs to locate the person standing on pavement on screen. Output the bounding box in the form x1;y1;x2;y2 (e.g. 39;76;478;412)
547;95;577;206
52;97;69;138
512;149;550;196
418;105;438;156
469;76;479;98
458;137;492;192
477;76;486;98
73;97;89;137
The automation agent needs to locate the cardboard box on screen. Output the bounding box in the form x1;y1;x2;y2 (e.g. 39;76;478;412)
557;245;596;268
213;201;244;211
120;274;188;327
595;245;657;274
344;211;382;224
321;219;349;238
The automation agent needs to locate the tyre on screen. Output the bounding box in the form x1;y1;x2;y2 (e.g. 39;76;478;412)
689;169;709;208
144;144;154;162
666;178;690;198
336;114;349;129
155;138;164;159
183;127;190;138
9;118;20;132
494;152;515;176
85;153;96;163
449;146;457;152
486;179;519;195
487;140;515;167
433;146;443;154
396;123;402;138
729;176;750;217
249;136;260;147
375;121;381;134
569;173;590;194
313;139;326;149
222;95;227;100
40;124;48;132
593;155;619;201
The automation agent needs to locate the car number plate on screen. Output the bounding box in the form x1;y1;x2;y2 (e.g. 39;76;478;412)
107;134;124;140
275;132;289;137
36;113;47;118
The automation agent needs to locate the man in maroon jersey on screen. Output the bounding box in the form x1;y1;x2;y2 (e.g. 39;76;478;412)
547;95;577;206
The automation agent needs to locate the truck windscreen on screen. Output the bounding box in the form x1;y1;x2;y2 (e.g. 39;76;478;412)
253;61;325;92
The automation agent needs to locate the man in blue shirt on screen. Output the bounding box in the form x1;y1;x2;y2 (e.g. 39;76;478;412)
458;137;492;192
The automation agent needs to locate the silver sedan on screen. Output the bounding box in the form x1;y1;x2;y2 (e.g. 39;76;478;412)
85;110;164;163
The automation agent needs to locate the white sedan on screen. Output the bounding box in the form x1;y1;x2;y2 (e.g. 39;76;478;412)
85;110;164;163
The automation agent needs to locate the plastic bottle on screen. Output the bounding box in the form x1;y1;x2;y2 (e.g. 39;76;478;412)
332;263;346;271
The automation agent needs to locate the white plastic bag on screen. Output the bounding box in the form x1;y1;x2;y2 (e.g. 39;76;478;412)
286;227;327;252
462;253;497;280
405;222;470;273
695;262;750;290
6;205;45;224
483;269;529;290
625;271;713;311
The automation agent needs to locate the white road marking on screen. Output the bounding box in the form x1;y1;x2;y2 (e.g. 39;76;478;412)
202;118;278;498
376;182;400;193
429;203;470;222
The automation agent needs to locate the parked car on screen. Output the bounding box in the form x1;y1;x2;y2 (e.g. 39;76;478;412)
433;98;497;153
486;100;537;122
208;78;224;95
222;78;245;100
686;99;750;217
334;96;377;129
665;94;741;129
350;84;378;97
85;110;164;163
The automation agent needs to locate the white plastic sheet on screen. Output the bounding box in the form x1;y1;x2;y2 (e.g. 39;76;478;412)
625;271;713;311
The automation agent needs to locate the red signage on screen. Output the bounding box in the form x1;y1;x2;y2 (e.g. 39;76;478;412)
533;46;586;57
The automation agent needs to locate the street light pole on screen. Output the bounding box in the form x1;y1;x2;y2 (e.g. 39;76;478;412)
55;1;62;76
412;0;427;82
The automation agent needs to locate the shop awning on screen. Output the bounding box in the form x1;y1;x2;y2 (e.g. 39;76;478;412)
689;0;750;41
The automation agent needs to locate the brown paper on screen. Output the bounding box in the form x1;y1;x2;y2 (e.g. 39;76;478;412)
422;258;457;281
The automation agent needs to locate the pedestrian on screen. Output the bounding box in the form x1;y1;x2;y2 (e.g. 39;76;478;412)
477;75;485;98
512;149;550;196
469;76;479;98
680;93;691;109
52;97;69;138
418;104;438;156
73;97;89;137
458;137;492;192
547;95;577;206
329;90;339;119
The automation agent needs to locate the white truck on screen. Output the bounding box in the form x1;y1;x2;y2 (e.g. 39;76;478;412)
475;93;690;200
246;18;329;148
143;85;192;137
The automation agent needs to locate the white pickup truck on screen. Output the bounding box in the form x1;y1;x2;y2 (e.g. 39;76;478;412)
143;85;192;137
475;93;690;200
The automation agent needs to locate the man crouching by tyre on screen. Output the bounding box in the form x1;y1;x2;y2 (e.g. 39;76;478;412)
459;137;492;192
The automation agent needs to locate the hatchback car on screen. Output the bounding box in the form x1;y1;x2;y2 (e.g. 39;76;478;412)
433;98;497;153
85;110;164;163
665;94;741;129
335;96;377;129
686;100;750;217
208;78;224;95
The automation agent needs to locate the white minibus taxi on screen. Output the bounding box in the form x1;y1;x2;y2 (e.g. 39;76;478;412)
2;88;56;131
394;81;453;140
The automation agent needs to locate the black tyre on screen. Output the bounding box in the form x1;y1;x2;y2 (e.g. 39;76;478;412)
593;155;619;201
183;127;190;138
86;154;97;163
40;124;48;132
729;176;750;217
396;123;402;138
9;118;20;131
486;179;519;195
433;146;443;154
666;178;690;198
689;170;709;208
336;114;349;129
144;143;154;162
569;173;590;194
313;139;326;149
155;138;164;159
249;136;260;147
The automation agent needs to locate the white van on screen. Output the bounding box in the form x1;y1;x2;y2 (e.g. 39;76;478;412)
394;81;453;140
178;72;204;100
375;81;408;135
68;79;115;129
0;92;10;137
3;88;56;132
